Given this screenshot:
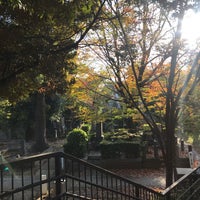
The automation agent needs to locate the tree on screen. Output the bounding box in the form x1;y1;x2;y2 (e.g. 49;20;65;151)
0;99;11;137
82;0;200;187
69;62;127;133
0;0;105;99
0;0;105;151
70;65;108;120
182;85;200;145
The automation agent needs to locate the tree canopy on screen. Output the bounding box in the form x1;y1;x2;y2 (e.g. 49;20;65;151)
80;0;200;187
0;0;105;101
1;0;200;188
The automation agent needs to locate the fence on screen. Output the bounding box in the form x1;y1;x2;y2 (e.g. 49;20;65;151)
0;151;200;199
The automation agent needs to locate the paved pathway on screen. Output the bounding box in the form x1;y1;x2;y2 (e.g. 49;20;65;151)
111;168;166;191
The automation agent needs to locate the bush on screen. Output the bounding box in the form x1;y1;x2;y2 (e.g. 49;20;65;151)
113;116;124;129
64;128;88;158
103;130;141;142
100;140;140;159
81;124;91;134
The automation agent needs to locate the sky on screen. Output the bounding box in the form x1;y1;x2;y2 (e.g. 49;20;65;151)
182;10;200;47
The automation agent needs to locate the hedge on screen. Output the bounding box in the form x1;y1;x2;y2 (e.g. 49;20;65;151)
100;140;140;159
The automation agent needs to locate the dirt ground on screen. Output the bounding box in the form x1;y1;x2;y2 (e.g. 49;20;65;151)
111;168;166;191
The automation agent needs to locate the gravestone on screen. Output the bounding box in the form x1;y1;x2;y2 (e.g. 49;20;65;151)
96;122;104;142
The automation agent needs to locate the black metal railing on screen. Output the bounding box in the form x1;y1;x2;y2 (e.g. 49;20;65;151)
56;153;162;200
0;152;60;199
0;151;200;199
162;167;200;200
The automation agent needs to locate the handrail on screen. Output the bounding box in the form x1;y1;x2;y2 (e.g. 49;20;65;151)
162;167;198;195
0;151;200;199
0;151;162;199
176;179;200;200
162;167;200;200
0;152;61;199
56;152;162;199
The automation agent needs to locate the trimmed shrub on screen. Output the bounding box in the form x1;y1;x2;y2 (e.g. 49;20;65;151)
113;116;124;129
100;140;140;159
81;124;91;134
103;130;141;142
64;128;88;158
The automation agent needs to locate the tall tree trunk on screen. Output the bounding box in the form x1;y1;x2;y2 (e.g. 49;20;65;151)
165;121;176;187
32;92;49;152
165;8;184;187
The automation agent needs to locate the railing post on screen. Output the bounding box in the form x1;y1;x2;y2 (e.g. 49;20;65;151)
166;192;171;200
136;185;139;199
55;155;62;198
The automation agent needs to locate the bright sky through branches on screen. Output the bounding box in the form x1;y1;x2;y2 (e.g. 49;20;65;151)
182;10;200;47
